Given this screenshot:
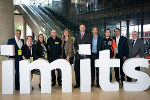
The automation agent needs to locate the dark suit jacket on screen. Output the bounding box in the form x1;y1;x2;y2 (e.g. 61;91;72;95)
113;36;129;59
74;32;91;59
34;42;47;60
91;35;104;55
128;38;144;58
7;38;24;61
22;44;35;60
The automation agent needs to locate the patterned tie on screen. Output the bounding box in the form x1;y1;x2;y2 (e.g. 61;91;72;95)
132;40;135;48
81;33;83;40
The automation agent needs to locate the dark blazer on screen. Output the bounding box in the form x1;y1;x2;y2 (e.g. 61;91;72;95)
128;38;144;58
22;44;35;60
113;36;129;59
34;42;47;60
91;35;104;54
7;38;24;60
74;32;91;59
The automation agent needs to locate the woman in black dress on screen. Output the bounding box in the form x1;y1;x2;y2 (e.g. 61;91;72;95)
22;36;35;88
34;34;47;88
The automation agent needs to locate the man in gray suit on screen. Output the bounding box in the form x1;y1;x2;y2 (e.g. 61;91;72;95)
127;31;144;82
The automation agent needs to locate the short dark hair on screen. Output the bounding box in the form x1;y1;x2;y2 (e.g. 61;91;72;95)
105;28;111;33
79;24;86;27
114;28;120;32
26;36;33;39
16;29;21;34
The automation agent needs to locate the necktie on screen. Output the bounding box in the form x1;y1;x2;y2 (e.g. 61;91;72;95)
132;40;135;47
81;34;83;40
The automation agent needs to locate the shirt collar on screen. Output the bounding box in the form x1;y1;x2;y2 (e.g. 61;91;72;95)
116;35;120;39
93;35;98;39
81;32;85;35
132;38;137;41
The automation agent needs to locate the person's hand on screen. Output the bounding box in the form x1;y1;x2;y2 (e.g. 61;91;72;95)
9;58;15;60
23;58;27;60
123;56;127;61
136;55;140;58
80;54;84;56
77;50;84;56
66;56;70;62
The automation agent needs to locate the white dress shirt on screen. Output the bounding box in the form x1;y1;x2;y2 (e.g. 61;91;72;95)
116;36;120;53
15;36;23;49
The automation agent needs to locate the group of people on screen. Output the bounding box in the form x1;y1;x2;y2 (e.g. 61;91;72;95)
7;24;144;91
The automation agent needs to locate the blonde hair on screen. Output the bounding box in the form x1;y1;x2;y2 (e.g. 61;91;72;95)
62;29;71;38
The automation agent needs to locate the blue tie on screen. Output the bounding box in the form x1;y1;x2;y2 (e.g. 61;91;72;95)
132;40;135;47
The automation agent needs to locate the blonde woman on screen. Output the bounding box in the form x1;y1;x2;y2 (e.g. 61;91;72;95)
61;29;74;64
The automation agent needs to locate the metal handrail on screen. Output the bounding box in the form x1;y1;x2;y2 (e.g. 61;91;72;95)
27;3;63;35
19;4;49;35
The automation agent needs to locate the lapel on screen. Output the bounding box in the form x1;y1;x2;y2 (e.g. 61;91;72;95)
13;38;19;49
15;38;24;49
118;36;121;46
133;38;139;49
65;37;70;49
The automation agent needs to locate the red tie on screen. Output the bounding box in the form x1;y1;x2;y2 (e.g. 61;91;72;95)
81;34;83;40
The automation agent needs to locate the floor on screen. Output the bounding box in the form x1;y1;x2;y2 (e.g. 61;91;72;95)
0;86;150;100
0;71;150;100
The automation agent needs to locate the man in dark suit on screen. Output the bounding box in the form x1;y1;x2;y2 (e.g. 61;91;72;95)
74;24;91;88
7;29;24;90
91;26;104;87
113;28;129;85
127;31;144;82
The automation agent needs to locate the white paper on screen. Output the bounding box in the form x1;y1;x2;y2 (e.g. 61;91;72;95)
0;45;15;56
79;44;91;55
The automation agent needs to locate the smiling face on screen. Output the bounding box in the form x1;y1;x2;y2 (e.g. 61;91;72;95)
132;31;138;39
27;36;32;45
15;30;21;40
105;30;111;37
64;30;69;38
92;27;98;35
38;34;44;43
114;29;120;37
79;25;86;33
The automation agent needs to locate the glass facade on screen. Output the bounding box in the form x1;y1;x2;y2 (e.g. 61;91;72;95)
14;0;150;58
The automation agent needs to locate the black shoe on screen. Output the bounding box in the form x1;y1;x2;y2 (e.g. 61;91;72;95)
39;84;41;88
96;84;100;87
74;85;80;88
91;82;94;87
58;83;62;87
52;82;56;87
15;88;20;91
